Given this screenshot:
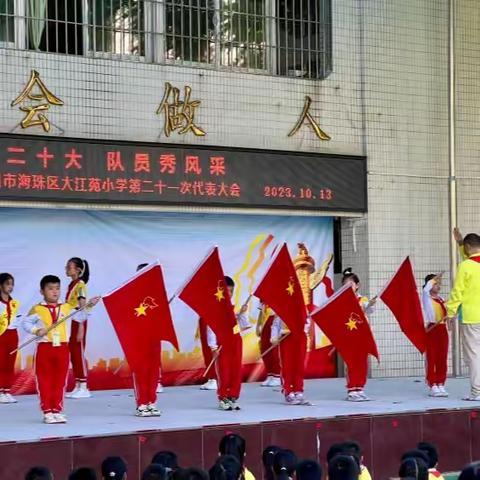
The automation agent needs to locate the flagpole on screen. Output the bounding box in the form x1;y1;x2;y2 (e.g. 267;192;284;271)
11;297;100;354
260;333;289;358
204;345;222;377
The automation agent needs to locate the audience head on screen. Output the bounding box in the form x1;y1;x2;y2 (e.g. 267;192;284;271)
25;467;53;480
326;444;346;464
296;460;323;480
262;446;282;480
328;455;360;480
401;451;430;466
273;449;298;480
209;455;243;480
417;442;439;469
69;468;97;480
398;457;428;480
172;468;209;480
219;434;246;466
142;464;167;480
151;451;179;474
101;457;127;480
459;462;480;480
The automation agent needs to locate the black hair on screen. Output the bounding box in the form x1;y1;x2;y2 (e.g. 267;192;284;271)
399;457;428;480
417;442;439;469
342;268;360;285
137;263;149;272
326;444;345;464
296;460;323;480
328;455;360;480
459;461;480;480
401;450;430;465
273;449;298;480
68;257;90;284
25;466;53;480
101;456;127;479
464;233;480;249
40;275;61;290
174;468;209;480
262;445;282;480
69;467;98;480
219;434;246;466
209;455;243;480
142;464;168;480
151;451;179;472
423;274;438;288
340;442;361;458
224;276;235;288
0;273;14;287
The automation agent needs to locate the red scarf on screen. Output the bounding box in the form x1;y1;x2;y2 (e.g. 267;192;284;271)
0;297;12;325
44;304;60;324
66;279;80;302
470;255;480;264
431;296;447;318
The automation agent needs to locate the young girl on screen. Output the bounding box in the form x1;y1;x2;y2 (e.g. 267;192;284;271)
65;257;91;399
256;302;281;387
422;273;449;397
219;433;255;480
0;273;20;404
341;268;376;402
270;313;310;405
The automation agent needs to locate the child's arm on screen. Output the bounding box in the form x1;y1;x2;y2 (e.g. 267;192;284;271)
22;313;46;337
207;326;218;350
236;303;251;331
361;297;377;316
422;280;437;324
270;316;281;344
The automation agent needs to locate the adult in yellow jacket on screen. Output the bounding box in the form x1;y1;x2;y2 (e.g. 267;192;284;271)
446;233;480;401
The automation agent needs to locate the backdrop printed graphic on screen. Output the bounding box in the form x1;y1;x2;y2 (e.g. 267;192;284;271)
0;208;335;393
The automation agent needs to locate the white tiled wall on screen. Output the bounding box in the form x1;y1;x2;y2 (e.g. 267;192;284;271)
1;0;478;377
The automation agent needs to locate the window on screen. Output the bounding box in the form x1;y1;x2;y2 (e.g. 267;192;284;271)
0;0;14;45
0;0;332;79
276;0;332;79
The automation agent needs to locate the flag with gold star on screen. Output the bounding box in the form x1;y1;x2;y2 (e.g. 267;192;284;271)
178;246;237;345
253;243;307;334
103;262;179;373
311;284;379;365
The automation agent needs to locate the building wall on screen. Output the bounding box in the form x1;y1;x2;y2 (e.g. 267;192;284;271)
0;0;478;377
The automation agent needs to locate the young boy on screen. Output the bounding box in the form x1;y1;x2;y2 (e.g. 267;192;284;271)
207;276;249;411
22;275;99;424
0;273;20;404
418;442;445;480
422;273;449;397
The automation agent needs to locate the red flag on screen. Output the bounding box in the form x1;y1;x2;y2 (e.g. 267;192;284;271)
253;243;307;334
380;257;427;354
311;285;379;365
178;247;237;345
102;263;178;373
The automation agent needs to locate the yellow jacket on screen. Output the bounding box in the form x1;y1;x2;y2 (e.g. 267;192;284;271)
446;254;480;324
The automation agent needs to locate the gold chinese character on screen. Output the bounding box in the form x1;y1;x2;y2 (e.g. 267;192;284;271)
288;96;331;141
11;70;64;132
156;82;206;137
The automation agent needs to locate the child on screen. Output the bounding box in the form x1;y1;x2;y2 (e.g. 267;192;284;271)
270;312;309;405
219;433;255;480
208;276;249;411
101;457;128;480
296;460;323;480
340;441;371;480
65;257;92;399
399;458;428;480
198;316;217;390
0;273;20;404
263;446;282;480
273;449;298;480
256;302;281;387
341;269;376;402
418;442;445;480
210;456;243;480
25;467;54;480
422;274;449;397
138;263;164;395
22;275;99;424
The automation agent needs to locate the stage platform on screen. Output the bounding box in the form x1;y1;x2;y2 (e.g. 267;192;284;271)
1;377;479;480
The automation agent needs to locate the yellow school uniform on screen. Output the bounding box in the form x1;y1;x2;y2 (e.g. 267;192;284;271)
27;303;74;343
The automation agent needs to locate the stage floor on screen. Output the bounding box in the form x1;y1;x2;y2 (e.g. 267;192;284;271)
0;376;477;443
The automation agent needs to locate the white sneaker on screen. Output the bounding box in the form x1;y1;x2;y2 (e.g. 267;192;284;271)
437;385;449;397
269;376;282;387
53;413;67;423
463;394;480;401
69;383;92;399
357;390;370;401
218;399;233;411
200;379;217;390
44;413;57;424
285;393;301;405
347;391;364;402
136;404;152;417
65;382;80;398
261;376;273;387
0;393;8;404
429;385;441;397
156;383;164;394
147;403;162;416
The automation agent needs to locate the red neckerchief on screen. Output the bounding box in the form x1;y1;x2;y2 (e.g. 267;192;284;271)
0;296;12;325
66;279;80;302
470;255;480;264
431;296;447;318
43;304;60;324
